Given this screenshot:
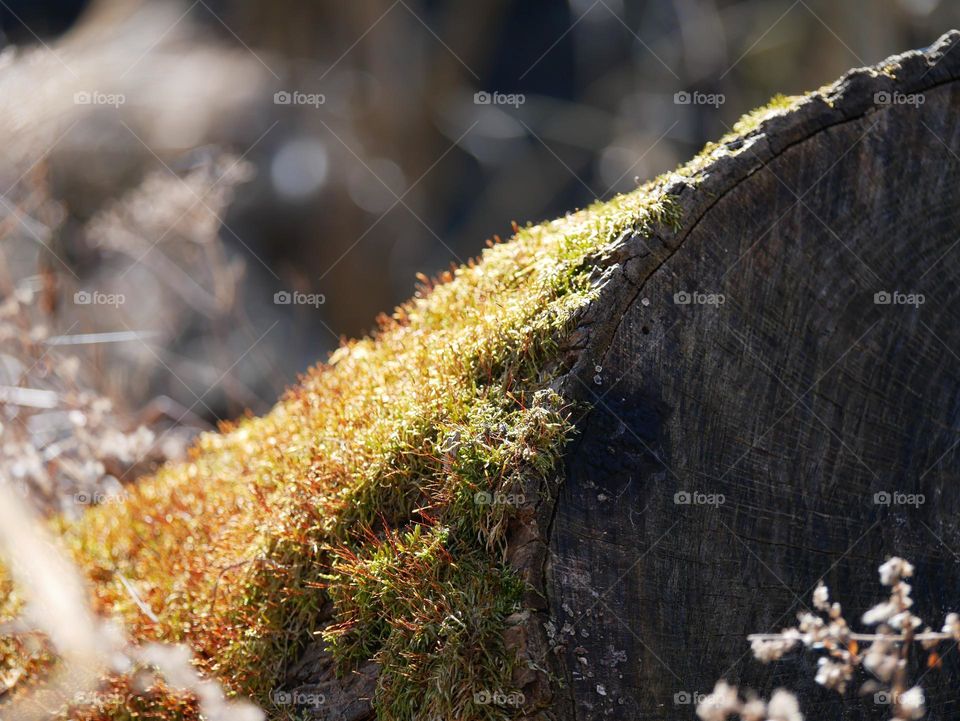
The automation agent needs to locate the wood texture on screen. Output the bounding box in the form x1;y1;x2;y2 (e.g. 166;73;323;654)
536;30;960;721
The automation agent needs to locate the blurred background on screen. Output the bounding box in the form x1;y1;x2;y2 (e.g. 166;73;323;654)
1;0;959;510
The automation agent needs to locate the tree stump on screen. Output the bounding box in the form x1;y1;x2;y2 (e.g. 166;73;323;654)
521;30;960;721
9;30;958;721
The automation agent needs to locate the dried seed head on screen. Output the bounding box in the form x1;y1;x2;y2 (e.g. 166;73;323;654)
896;686;925;720
942;612;960;640
813;582;830;611
696;681;740;721
751;630;800;663
767;689;803;721
879;557;914;586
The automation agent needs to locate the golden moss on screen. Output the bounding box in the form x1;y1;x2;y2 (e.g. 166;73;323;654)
1;183;680;720
0;86;822;720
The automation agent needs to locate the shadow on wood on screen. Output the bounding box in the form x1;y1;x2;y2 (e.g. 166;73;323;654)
528;29;960;721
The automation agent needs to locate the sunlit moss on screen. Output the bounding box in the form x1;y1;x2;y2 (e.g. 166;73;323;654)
682;93;805;175
0;87;817;720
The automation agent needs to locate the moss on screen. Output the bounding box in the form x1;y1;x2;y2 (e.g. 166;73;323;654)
0;88;816;720
680;93;805;177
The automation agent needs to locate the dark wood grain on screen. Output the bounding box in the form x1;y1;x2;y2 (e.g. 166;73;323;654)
535;31;960;721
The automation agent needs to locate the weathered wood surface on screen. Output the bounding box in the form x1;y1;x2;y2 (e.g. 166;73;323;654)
531;30;960;721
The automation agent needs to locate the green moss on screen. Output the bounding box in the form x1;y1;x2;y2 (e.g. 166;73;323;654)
724;92;801;137
0;87;819;720
680;93;805;177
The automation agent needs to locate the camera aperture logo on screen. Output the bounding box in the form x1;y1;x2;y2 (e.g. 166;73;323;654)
873;491;924;508
674;290;725;306
674;490;725;507
674;90;725;108
274;90;326;108
474;90;525;108
873;290;924;307
474;689;525;707
74;290;125;307
74;90;125;108
274;290;326;308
